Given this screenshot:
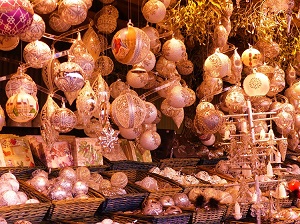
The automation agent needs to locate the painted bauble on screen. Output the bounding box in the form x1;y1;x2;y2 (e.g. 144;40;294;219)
94;56;114;76
32;169;48;179
0;35;19;51
83;118;101;137
167;85;196;108
275;111;294;129
111;92;146;129
140;51;156;72
17;191;28;204
160;99;183;118
160;0;170;8
56;178;73;192
243;72;270;96
176;60;194;75
97;5;119;18
76;166;91;182
82;27;101;60
1;172;16;180
162;38;186;62
126;66;149;88
49;11;71;32
204;50;231;78
97;34;108;53
0;0;34;36
196;101;215;113
70;53;95;81
54;62;85;92
109;80;129;99
58;0;88;25
30;176;48;192
33;0;57;14
119;126;142;139
110;172;128;188
144;102;158;124
5;69;37;98
225;86;246;113
142;0;166;24
173;193;191;208
6;91;39;123
72;181;88;196
141;25;161;54
155;56;176;78
49;186;68;200
0;181;13;195
139;130;161;150
194;108;224;134
50;105;77;133
241;46;262;67
20;14;45;42
0;190;19;206
112;25;150;65
96;14;117;34
76;80;97;119
213;24;228;49
143;71;157;89
99;179;112;189
59;167;76;182
23;40;52;69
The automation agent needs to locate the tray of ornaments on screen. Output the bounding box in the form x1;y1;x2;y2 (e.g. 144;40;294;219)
0;172;51;223
101;169;183;198
21;167;106;221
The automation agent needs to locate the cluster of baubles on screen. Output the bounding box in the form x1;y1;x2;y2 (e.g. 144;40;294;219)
26;167;93;200
0;172;40;206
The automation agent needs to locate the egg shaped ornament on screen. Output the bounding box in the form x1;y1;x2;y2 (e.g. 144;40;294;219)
6;91;39;123
126;66;149;88
143;102;158;124
204;49;231;78
111;91;147;129
139;130;161;150
70;52;95;81
42;56;60;93
0;106;5;131
19;14;45;42
111;23;151;65
241;46;262;67
223;48;243;84
49;11;71;32
155;56;177;78
266;65;286;97
5;67;37;98
58;0;87;26
0;35;19;51
139;50;156;72
92;74;110;107
176;59;194;76
194;108;225;134
141;25;161;54
119;125;143;139
0;0;34;36
162;37;186;62
160;98;183;118
23;40;52;69
286;63;297;86
213;24;228;50
50;102;77;133
167;85;196;108
142;0;166;24
110;79;130;99
96;14;117;34
33;0;57;14
54;61;85;92
289;81;300;100
76;81;97;124
243;71;270;96
82;28;101;61
94;56;114;77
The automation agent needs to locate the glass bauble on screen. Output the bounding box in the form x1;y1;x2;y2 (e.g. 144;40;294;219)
241;46;261;67
0;35;19;51
96;14;117;34
126;66;149;88
19;14;45;42
97;4;119;18
143;102;158;124
0;0;34;36
139;51;156;72
50;103;77;133
167;85;196;108
176;59;194;76
23;40;52;68
155;56;176;78
94;56;114;76
139;130;161;150
70;52;95;80
141;25;161;54
111;91;146;129
33;0;57;14
58;0;87;25
119;126;142;139
243;72;270;96
204;49;231;78
42;58;60;93
6;91;39;123
109;79;129;99
82;27;101;60
162;37;186;62
142;0;166;24
49;11;71;32
194;108;224;134
224;48;242;84
111;24;150;65
92;74;110;103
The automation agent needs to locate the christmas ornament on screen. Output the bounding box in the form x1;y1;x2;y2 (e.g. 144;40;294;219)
42;57;60;93
204;49;231;78
162;37;186;62
119;126;143;139
139;130;161;150
58;0;88;26
82;27;101;60
94;55;114;76
194;108;224;134
141;25;161;54
110;172;128;188
167;85;196;108
49;11;71;32
139;50;156;72
155;56;177;78
142;0;166;24
72;181;89;196
59;167;76;182
19;13;45;42
33;0;57;14
243;71;270;96
0;35;19;51
0;106;5;131
97;121;120;150
241;46;262;67
23;40;52;68
29;176;48;192
176;59;194;76
143;102;158;124
126;66;149;88
97;4;119;18
96;14;117;34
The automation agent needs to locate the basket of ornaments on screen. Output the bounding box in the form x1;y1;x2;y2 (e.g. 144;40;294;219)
0;172;51;223
23;167;105;221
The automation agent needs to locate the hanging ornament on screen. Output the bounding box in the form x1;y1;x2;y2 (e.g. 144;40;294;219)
6;91;39;123
172;108;184;128
97;34;109;53
119;125;143;139
94;56;114;76
69;32;88;56
109;79;130;99
138;130;161;151
42;56;60;93
50;102;77;133
5;67;37;98
126;65;149;88
266;65;286;97
224;48;243;84
142;0;166;24
204;48;231;78
160;99;182;118
141;25;161;54
224;86;246;113
92;74;110;104
143;71;157;89
0;0;34;36
111;91;146;129
111;22;151;65
23;40;52;68
64;90;80;105
74;111;85;129
96;14;117;34
139;51;156;72
0;106;5;131
84;118;101;137
241;45;262;67
82;27;102;61
58;0;88;25
19;14;45;42
40;95;59;122
0;35;19;51
70;52;95;80
155;56;177;78
213;23;228;50
49;11;71;32
275;111;294;130
167;85;196;108
54;61;85;92
76;80;97;124
254;39;280;60
176;59;194;76
157;77;181;98
162;37;186;62
197;76;223;99
97;5;119;18
286;64;297;86
143;102;158;124
33;0;57;14
194;108;224;135
98;121;120;151
243;71;270;97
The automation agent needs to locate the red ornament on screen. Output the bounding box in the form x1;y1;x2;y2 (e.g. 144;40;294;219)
288;179;300;192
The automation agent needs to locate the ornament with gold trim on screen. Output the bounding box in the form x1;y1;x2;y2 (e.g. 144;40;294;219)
176;59;194;76
162;37;186;62
141;25;161;54
119;125;142;139
82;27;101;60
110;79;130;99
241;45;262;67
143;102;158;124
139;51;156;72
167;85;196;108
142;0;166;24
58;0;88;26
204;48;231;78
155;56;177;79
138;130;161;151
20;14;45;42
96;14;117;34
0;35;19;51
94;56;114;76
243;70;270;97
33;0;57;14
49;11;71;32
126;65;149;88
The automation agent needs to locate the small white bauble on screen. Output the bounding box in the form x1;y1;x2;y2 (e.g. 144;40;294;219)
7;178;19;192
143;102;158;124
119;126;143;139
167;85;196;108
1;172;16;180
23;40;52;68
243;72;270;96
204;49;231;78
139;130;161;150
162;38;186;62
0;190;19;206
0;181;13;194
241;46;262;67
201;134;216;146
72;181;89;196
142;0;166;24
140;51;156;72
17;191;28;204
126;66;149;88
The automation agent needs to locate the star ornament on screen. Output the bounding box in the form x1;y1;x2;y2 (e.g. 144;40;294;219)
98;122;119;151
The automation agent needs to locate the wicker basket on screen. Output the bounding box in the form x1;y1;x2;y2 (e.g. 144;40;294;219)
102;170;183;198
187;205;228;224
97;175;148;213
104;157;158;171
0;180;51;223
159;157;201;169
224;203;251;220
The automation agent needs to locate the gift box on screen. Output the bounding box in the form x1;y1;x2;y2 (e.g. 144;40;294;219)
74;137;103;166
